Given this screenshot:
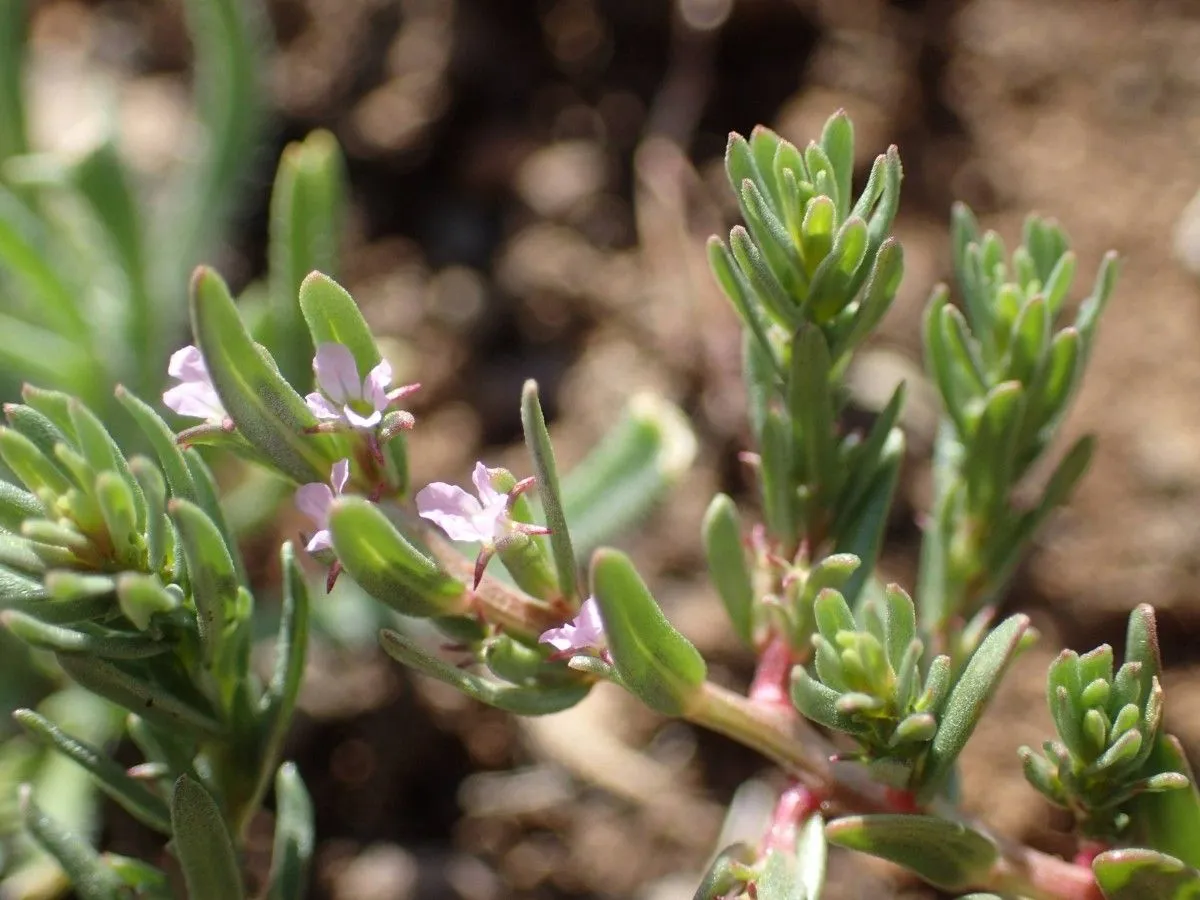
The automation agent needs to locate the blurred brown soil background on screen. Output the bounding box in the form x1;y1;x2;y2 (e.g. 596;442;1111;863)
22;0;1200;897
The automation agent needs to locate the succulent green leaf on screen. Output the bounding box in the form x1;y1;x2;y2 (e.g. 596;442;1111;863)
833;430;903;603
0;477;42;528
589;548;706;715
329;497;468;618
2;610;168;659
790;666;869;736
0;425;72;496
694;842;755;899
189;266;330;484
702;493;755;647
1128;735;1200;869
920;615;1030;801
708;236;782;374
520;380;577;604
298;271;378;380
789;324;839;513
171;774;245;900
116;573;179;632
1126;603;1161;702
56;654;224;738
835;237;904;357
379;628;589;714
269;131;346;386
760;409;796;542
13;709;172;834
825;814;998;891
739;178;808;299
19;786;126;900
808;217;868;321
170;498;237;669
964;382;1025;519
115;386;199;503
1092;848;1200;900
1075;251;1120;351
820;111;854;224
266;762;314;900
731;225;803;329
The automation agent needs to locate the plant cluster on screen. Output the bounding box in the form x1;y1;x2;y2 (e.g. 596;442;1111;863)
0;7;1196;896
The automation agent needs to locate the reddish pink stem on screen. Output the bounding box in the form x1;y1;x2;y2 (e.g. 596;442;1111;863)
749;636;794;709
761;782;825;856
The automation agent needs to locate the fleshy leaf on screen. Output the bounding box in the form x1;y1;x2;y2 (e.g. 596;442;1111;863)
298;271;377;381
270;132;346;387
13;709;172;834
169;498;237;670
171;775;246;900
825;814;997;891
520;380;577;604
1092;848;1200;900
248;542;310;829
189;266;331;484
20;786;126;900
266;762;314;900
589;548;706;715
702;493;755;647
56;654;224;738
379;628;589;714
919;614;1030;801
1127;734;1200;869
328;497;469;619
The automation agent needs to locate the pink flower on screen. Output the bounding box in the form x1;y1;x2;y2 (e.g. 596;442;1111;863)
162;346;226;424
416;462;512;544
539;597;605;654
305;343;419;430
416;462;548;587
295;459;350;554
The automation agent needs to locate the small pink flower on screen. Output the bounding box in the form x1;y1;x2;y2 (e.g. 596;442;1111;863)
416;462;512;544
305;343;419;430
162;346;226;424
539;597;605;655
295;459;350;554
416;462;548;587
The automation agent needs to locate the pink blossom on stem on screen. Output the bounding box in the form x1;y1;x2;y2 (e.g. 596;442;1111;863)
295;459;351;554
162;346;226;424
305;342;419;430
416;462;548;587
539;596;605;655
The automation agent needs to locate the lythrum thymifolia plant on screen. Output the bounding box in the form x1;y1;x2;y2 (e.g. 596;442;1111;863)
3;102;1196;900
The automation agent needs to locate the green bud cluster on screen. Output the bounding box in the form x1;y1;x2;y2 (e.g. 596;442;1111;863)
704;112;907;606
919;207;1120;645
791;585;945;784
1020;606;1187;838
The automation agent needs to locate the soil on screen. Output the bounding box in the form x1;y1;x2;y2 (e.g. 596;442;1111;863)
19;0;1200;897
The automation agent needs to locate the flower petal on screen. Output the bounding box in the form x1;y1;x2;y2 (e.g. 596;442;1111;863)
416;482;489;542
305;392;342;420
295;483;335;530
330;459;351;495
168;345;209;382
572;597;606;647
313;343;361;404
342;405;382;429
538;596;605;654
364;359;393;412
471;461;505;508
305;529;333;554
163;381;225;423
538;625;575;653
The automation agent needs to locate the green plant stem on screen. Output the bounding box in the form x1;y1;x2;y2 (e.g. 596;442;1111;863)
687;679;1103;900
